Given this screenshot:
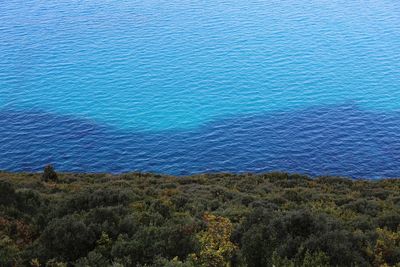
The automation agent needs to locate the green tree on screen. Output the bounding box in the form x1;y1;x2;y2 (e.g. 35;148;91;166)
42;165;58;182
301;250;330;267
374;228;400;266
191;213;237;267
39;215;96;261
0;235;19;266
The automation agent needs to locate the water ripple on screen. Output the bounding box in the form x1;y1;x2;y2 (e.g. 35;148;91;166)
0;104;399;178
1;0;400;176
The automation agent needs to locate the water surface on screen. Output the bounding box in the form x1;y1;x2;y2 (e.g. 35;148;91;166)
1;0;400;177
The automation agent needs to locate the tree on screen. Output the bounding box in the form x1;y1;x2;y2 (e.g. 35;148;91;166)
39;215;96;261
191;213;237;267
42;165;58;182
0;235;19;266
0;181;16;205
301;250;330;267
374;228;400;266
241;209;367;266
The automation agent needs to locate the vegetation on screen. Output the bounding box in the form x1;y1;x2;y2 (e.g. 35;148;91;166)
41;165;58;182
0;170;399;266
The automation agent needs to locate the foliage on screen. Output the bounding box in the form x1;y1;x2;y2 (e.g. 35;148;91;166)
191;213;237;267
0;235;19;266
374;228;400;267
39;215;97;261
0;171;399;266
41;165;58;182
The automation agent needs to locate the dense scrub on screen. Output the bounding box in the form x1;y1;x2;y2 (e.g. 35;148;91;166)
0;171;399;266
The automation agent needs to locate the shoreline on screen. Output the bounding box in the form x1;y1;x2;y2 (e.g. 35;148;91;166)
1;170;398;181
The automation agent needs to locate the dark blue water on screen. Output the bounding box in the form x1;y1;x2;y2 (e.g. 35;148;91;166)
1;0;400;178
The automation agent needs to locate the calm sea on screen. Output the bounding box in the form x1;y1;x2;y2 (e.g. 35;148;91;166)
1;0;400;177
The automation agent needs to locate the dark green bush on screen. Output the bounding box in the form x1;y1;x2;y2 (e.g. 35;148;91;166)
41;165;58;182
39;215;97;261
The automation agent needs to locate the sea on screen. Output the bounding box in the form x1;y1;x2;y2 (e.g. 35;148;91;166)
1;0;400;178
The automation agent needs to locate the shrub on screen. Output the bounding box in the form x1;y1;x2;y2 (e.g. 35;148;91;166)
41;165;58;182
39;215;97;261
191;213;237;267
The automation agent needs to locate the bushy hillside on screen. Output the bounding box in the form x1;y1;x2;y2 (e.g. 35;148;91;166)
1;171;399;266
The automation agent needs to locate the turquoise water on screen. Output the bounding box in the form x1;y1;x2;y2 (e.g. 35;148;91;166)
1;0;400;177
